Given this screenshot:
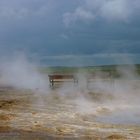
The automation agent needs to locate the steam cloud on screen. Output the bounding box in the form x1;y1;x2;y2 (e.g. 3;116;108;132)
0;54;49;92
0;53;140;125
56;63;140;124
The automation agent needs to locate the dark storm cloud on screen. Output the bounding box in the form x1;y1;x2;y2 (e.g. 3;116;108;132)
0;0;140;59
63;0;140;26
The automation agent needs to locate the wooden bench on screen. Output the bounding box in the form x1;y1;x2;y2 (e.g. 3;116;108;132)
86;72;112;82
48;74;78;86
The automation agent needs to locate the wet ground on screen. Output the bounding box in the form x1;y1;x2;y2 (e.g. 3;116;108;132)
0;87;140;140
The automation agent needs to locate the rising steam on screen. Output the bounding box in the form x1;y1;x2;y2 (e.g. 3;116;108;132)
0;54;49;92
0;53;140;124
56;63;140;124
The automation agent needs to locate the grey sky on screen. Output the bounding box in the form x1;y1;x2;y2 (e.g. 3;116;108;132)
0;0;140;65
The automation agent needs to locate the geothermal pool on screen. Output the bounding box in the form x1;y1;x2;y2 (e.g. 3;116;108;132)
0;84;140;140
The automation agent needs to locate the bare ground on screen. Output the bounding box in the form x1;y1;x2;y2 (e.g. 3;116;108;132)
0;88;140;140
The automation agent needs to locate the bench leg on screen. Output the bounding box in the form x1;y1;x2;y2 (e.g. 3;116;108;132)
49;80;54;87
74;79;78;86
86;79;89;89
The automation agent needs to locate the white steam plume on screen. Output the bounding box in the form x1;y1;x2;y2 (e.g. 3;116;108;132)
0;54;49;93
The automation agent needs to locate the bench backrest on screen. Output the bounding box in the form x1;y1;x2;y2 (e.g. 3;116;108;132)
48;75;75;80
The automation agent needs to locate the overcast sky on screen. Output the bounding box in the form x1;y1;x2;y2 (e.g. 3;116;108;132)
0;0;140;65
